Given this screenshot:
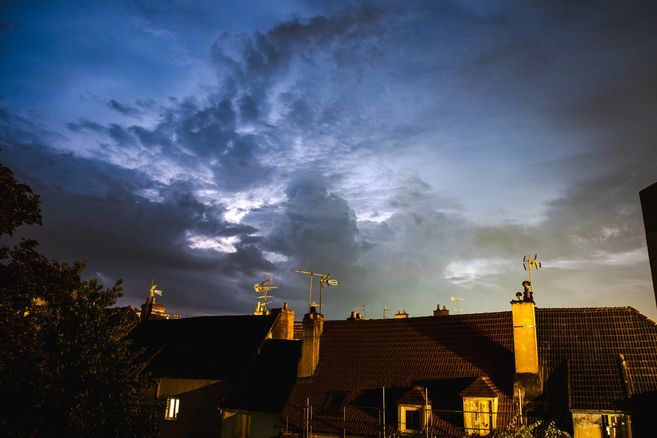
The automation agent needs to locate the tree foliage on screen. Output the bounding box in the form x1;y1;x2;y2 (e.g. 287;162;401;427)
491;415;571;438
0;162;158;436
0;162;41;236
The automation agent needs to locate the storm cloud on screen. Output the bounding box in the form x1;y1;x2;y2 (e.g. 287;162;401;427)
1;0;656;319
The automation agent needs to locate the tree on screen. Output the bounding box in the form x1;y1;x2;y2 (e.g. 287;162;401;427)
0;162;41;236
491;415;571;438
0;162;159;436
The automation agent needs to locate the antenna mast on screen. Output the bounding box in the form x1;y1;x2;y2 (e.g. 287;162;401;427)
450;296;464;314
522;254;542;291
295;269;339;314
253;276;277;315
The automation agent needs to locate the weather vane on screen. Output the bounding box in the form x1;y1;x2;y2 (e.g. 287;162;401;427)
253;276;277;315
522;254;542;291
149;280;164;302
295;269;339;314
140;280;165;321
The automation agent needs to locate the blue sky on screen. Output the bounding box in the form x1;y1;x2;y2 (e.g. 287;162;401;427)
2;0;656;319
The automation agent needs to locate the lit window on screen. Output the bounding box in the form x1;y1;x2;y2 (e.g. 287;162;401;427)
165;397;180;420
602;414;631;438
463;397;498;436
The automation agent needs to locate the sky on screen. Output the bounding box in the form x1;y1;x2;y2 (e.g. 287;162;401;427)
2;0;656;320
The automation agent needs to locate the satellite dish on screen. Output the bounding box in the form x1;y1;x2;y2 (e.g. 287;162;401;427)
327;279;339;286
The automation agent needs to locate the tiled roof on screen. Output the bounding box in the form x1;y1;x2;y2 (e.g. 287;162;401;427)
282;307;657;436
460;376;503;398
536;307;657;410
283;311;516;436
129;314;277;379
222;339;302;412
398;386;430;405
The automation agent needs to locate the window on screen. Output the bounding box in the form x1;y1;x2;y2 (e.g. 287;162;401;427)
165;397;180;420
462;397;498;436
602;414;631;438
398;405;430;434
572;412;631;438
406;409;421;430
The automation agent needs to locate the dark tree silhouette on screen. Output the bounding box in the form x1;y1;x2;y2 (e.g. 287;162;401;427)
0;162;159;436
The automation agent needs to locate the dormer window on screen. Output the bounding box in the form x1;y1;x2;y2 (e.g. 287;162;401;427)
397;386;431;434
460;376;501;436
462;397;497;435
398;404;429;434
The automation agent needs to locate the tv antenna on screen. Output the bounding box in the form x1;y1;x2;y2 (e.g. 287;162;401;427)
295;269;339;314
253;276;277;315
450;296;464;314
522;254;542;291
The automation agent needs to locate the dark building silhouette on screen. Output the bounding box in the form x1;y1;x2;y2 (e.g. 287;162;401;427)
640;182;657;308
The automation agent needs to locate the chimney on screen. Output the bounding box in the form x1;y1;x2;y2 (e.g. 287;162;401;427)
270;302;295;340
347;311;364;320
433;304;450;316
298;306;324;378
393;309;409;319
511;281;542;398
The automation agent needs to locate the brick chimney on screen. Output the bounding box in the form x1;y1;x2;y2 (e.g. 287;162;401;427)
270;302;295;340
511;281;542;398
298;306;324;378
347;311;364;320
433;304;449;316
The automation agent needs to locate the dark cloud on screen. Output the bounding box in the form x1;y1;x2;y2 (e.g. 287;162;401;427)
67;119;105;133
3;1;657;320
1;113;277;315
107;99;142;116
265;172;361;271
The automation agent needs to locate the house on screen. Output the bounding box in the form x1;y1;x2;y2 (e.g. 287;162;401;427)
129;304;300;438
280;286;657;437
130;286;657;437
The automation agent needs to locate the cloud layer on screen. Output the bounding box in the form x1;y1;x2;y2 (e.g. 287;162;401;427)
2;0;656;319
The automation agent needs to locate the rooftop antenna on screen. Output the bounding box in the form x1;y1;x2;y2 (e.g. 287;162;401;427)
295;269;339;314
450;296;463;314
522;254;542;291
253;276;277;315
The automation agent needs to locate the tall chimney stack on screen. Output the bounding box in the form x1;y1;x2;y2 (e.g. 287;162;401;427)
511;281;542;398
298;306;324;378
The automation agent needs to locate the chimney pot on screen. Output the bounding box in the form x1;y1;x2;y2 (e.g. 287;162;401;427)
433;304;450;316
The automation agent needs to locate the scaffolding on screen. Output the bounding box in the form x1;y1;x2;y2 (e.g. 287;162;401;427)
277;386;550;438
